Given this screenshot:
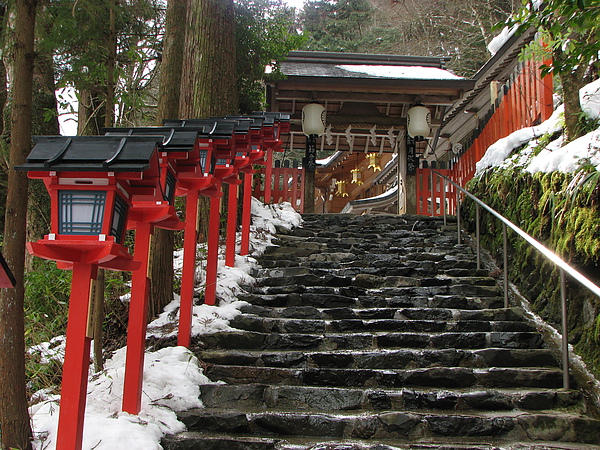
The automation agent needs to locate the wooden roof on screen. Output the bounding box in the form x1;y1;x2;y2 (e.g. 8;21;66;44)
268;51;476;155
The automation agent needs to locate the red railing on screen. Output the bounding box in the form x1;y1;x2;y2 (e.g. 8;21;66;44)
254;164;305;212
417;58;554;216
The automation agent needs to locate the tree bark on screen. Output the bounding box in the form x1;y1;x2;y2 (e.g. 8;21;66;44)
179;0;238;118
149;0;189;318
0;1;37;449
105;0;117;129
77;87;106;135
26;34;59;271
179;0;238;245
555;49;587;142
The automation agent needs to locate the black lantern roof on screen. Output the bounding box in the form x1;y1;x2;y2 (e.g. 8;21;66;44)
162;119;238;139
226;116;264;129
103;127;198;152
252;112;291;124
16;135;163;172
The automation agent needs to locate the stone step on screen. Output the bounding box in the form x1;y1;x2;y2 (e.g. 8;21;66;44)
199;384;582;412
237;305;527;322
203;366;567;389
165;213;599;450
174;409;600;445
162;432;600;450
197;330;545;351
197;348;560;370
230;315;536;334
238;292;505;310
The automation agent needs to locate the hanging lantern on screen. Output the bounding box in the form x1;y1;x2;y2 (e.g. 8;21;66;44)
302;103;326;136
366;152;381;172
351;167;364;185
335;180;349;197
407;105;431;140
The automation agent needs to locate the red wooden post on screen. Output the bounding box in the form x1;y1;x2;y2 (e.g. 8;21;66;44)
225;180;239;267
264;149;273;203
204;189;222;306
122;221;153;414
541;61;554;121
240;172;253;256
56;262;98;450
204;188;222;306
178;189;199;348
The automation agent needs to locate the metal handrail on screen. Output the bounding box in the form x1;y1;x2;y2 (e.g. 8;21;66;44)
432;170;600;390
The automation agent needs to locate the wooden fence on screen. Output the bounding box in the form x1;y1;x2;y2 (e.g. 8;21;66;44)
253;160;305;212
417;58;554;216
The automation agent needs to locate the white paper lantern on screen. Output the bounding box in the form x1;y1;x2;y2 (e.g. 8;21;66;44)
407;105;431;140
302;103;326;136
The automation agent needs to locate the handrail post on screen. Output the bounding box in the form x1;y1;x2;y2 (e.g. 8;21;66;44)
456;190;461;245
560;268;570;390
442;177;447;226
476;203;481;271
503;223;509;308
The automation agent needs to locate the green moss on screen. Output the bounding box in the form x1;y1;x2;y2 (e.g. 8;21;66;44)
464;167;600;378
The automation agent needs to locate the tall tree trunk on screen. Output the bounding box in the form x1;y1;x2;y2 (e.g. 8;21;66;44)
555;48;587;142
0;1;37;449
179;0;238;243
26;38;59;271
77;87;106;135
149;0;188;319
105;0;117;129
179;0;238;118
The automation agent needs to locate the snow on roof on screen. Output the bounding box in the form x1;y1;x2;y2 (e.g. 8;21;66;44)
336;64;463;80
487;25;518;56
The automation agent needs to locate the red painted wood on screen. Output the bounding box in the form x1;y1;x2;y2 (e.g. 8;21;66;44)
225;181;239;267
56;262;97;450
122;221;153;414
204;192;222;306
178;189;199;348
240;172;253;256
264;149;273;203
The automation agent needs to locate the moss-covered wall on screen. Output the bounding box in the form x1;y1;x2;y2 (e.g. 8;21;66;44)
463;168;600;378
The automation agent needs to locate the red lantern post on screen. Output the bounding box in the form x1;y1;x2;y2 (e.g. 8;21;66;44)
17;135;165;450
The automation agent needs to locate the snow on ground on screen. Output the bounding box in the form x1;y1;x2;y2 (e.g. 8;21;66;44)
476;78;600;176
28;200;302;450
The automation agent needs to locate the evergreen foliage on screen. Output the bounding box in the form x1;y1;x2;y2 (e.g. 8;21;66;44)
299;0;521;77
234;0;305;113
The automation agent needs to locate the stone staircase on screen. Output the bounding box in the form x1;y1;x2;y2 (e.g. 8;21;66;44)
162;214;600;449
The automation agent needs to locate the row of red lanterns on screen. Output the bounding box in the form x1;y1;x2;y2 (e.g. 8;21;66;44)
17;113;290;450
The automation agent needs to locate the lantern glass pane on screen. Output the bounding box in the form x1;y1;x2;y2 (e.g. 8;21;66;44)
59;190;106;235
164;171;176;204
110;195;128;244
199;150;207;172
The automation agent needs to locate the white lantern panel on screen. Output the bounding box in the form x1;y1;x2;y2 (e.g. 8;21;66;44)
407;105;431;139
302;103;326;136
59;190;106;235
